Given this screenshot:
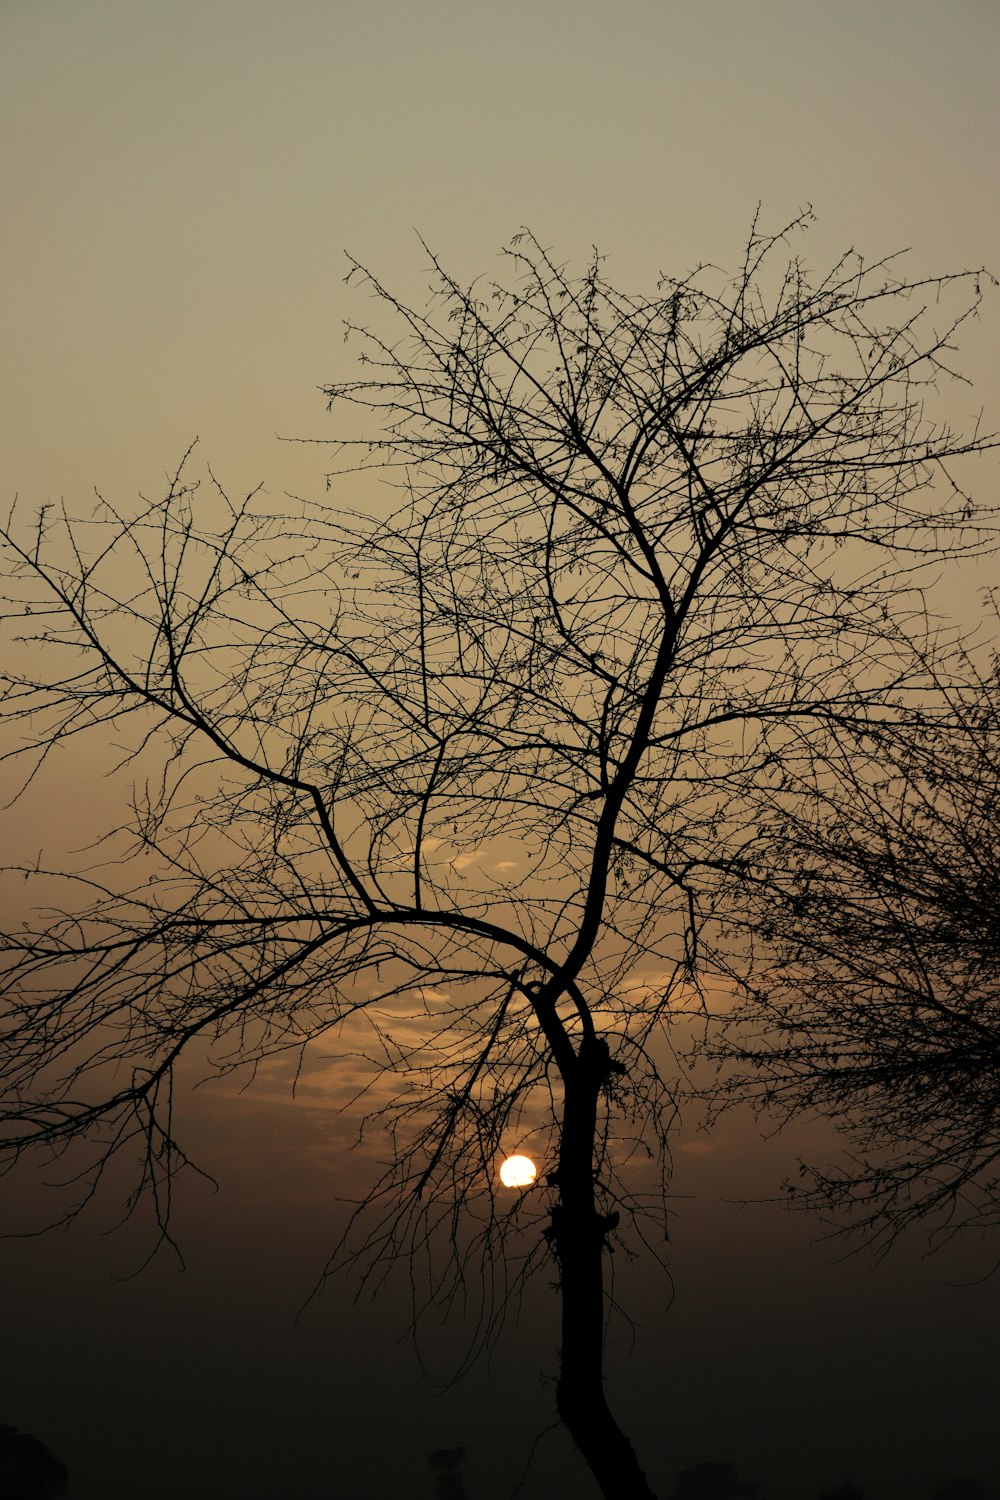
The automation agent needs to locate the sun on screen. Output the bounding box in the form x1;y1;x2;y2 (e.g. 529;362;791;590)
499;1154;537;1188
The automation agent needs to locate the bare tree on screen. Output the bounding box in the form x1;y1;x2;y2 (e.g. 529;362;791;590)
706;632;1000;1253
0;216;995;1499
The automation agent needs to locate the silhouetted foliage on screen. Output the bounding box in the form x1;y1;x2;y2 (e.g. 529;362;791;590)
1;216;995;1499
930;1482;998;1500
820;1482;870;1500
428;1445;470;1500
707;636;1000;1250
668;1460;763;1500
0;1424;68;1500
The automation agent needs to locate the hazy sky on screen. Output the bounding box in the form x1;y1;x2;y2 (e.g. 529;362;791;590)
2;3;1000;1499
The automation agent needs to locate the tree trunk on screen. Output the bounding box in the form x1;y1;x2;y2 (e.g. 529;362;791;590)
553;1038;658;1500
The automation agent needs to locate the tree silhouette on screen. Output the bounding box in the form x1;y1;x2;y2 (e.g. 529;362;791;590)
428;1445;470;1500
0;217;995;1499
0;1425;68;1500
667;1460;763;1499
706;623;1000;1251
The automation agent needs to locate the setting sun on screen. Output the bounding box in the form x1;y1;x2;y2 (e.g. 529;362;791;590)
499;1155;537;1188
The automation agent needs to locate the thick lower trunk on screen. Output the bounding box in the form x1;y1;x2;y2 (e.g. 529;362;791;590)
553;1040;657;1500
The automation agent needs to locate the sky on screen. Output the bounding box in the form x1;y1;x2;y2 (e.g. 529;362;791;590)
2;2;1000;1498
